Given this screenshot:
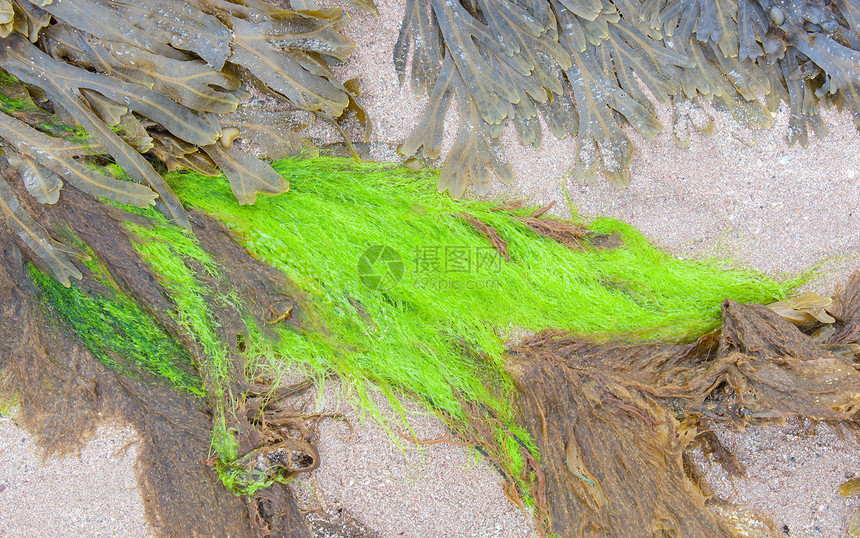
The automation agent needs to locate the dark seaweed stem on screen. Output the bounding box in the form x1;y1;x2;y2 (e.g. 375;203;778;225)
396;0;860;196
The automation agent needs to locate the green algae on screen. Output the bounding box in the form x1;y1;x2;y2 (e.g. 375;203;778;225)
20;155;800;501
29;265;204;396
152;156;796;488
124;213;240;461
170;158;791;339
120;204;225;386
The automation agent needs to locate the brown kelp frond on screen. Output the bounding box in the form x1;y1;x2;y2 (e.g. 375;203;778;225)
0;0;365;283
227;15;353;115
0;170;83;286
202;142;290;204
0;111;158;206
508;279;860;535
397;0;860;195
220;108;317;160
397;1;564;196
767;290;836;329
149;129;222;177
0;32;207;227
827;270;860;345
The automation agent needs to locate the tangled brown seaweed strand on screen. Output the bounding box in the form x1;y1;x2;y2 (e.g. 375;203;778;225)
488;199;593;250
395;0;860;197
0;0;374;287
517;217;589;250
235;374;359;497
249;482;309;537
516;202;590;249
457;212;512;260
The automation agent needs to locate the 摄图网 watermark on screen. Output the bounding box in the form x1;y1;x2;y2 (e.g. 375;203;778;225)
358;244;502;291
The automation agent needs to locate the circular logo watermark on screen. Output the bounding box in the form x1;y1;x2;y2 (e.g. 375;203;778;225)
357;245;404;291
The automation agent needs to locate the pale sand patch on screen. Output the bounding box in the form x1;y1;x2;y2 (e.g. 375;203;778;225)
0;415;150;537
2;1;860;536
291;380;535;538
691;419;860;536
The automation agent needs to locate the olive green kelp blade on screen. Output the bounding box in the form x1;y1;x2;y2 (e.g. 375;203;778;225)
0;33;199;227
0;173;83;286
0;111;158;207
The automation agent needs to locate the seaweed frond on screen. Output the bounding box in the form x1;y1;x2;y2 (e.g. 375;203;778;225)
0;0;365;285
396;0;860;195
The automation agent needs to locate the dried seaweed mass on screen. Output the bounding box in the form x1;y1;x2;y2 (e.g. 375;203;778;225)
0;0;372;285
396;0;860;195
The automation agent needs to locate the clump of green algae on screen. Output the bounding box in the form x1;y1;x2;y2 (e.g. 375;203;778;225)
168;157;793;485
28;245;204;396
26;156;797;496
124;212;242;463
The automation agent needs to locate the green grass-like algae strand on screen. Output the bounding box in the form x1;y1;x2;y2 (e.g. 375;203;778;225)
169;157;791;338
28;265;204;396
122;212;242;463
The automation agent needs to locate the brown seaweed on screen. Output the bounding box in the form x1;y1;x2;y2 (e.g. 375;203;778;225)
202;142;290;204
828;270;860;345
508;284;860;535
458;212;511;261
0;228;296;537
517;213;590;249
397;0;860;195
0;163;319;535
0;0;366;284
0;170;83;285
0;31;204;228
0;111;158;206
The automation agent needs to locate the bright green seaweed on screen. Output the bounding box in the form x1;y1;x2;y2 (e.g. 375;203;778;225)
28;155;797;496
27;156;797;497
29;265;204;396
148;156;794;488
